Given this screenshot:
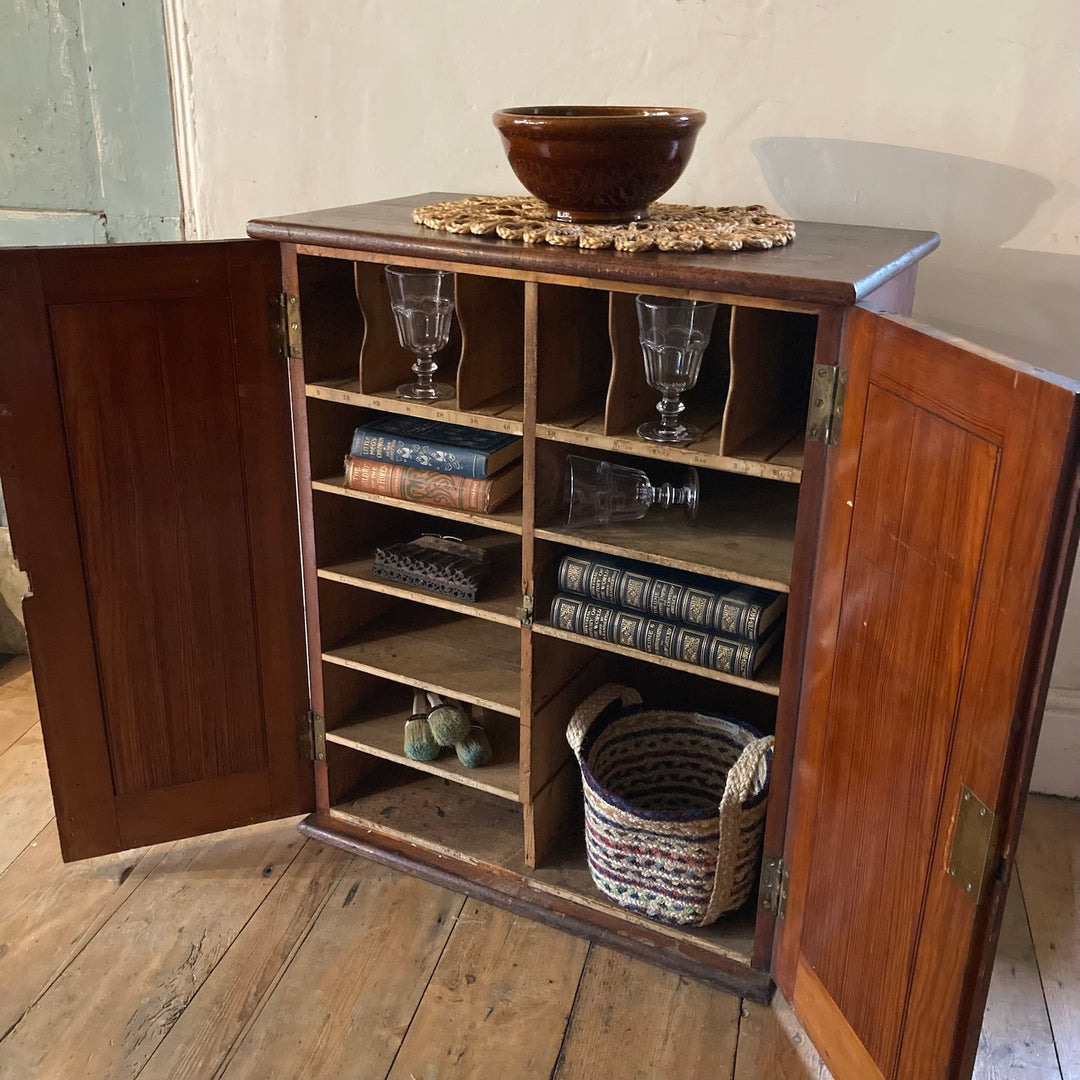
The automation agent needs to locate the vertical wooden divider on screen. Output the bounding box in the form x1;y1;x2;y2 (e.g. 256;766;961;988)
720;306;788;456
523;281;608;866
353;260;462;395
526;645;610;866
604;291;653;435
520;281;540;864
528;759;585;867
283;245;330;814
456;274;525;410
699;304;733;435
719;307;816;464
295;254;365;383
534;284;611;426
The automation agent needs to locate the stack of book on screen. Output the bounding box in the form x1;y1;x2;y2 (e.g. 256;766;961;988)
343;415;523;513
549;552;786;678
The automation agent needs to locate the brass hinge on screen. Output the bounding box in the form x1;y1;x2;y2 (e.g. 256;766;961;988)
759;854;789;920
517;594;535;626
272;292;303;360
300;709;326;762
947;785;997;905
806;364;847;446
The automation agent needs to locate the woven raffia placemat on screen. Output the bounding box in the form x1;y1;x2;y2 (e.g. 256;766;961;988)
413;195;795;252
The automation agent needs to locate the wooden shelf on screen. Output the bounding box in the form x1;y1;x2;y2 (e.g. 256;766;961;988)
530;839;757;967
326;700;520;802
532;622;783;696
535;416;803;484
307;376;525;434
322;607;522;716
535;481;798;593
727;422;806;474
329;767;756;968
317;532;523;627
331;764;525;866
312;474;524;535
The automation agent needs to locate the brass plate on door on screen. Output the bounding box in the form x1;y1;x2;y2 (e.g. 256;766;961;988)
947;785;996;905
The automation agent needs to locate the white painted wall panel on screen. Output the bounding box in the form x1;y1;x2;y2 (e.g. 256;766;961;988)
0;0;182;242
0;0;101;212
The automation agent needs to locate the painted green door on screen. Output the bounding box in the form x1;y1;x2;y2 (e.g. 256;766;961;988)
0;0;184;648
0;0;182;245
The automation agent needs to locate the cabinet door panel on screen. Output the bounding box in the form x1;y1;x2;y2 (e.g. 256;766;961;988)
0;243;313;860
50;296;267;793
776;308;1080;1080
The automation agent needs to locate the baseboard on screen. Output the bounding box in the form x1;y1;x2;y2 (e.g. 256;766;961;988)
1030;687;1080;797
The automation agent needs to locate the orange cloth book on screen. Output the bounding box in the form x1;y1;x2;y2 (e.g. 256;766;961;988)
343;455;522;513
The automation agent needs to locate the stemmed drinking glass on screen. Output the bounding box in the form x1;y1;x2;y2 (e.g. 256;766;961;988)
564;455;699;527
636;295;718;445
385;266;456;401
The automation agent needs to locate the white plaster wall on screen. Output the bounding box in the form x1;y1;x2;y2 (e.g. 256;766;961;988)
168;0;1079;793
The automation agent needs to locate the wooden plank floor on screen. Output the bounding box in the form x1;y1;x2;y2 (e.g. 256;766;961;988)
0;655;1075;1080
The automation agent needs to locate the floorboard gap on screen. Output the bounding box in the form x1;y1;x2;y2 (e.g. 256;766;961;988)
379;893;470;1080
1014;868;1065;1080
0;828;174;1047
548;941;594;1080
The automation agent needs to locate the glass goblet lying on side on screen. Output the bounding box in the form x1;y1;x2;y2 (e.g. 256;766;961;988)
385;266;456;402
564;454;698;528
635;294;718;445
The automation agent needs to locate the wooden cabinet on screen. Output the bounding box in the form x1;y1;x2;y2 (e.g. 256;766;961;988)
1;193;1076;1080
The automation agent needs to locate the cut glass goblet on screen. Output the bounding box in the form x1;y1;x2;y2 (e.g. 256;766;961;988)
564;454;699;528
635;294;718;445
385;266;456;402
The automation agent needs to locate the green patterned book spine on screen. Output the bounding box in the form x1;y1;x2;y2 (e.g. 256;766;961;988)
549;594;763;677
556;553;783;642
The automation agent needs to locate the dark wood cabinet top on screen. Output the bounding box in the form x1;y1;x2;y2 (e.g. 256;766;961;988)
247;192;939;306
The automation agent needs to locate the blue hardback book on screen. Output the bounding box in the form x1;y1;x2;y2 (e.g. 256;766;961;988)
350;416;522;478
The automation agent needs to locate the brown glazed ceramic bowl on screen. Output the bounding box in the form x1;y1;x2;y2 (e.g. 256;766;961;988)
492;106;706;224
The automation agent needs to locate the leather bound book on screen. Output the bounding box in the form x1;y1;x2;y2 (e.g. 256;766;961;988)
556;552;786;643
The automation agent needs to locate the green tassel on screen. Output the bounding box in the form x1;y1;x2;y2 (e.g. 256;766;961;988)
426;692;470;746
404;716;440;761
404;689;440;761
455;724;493;769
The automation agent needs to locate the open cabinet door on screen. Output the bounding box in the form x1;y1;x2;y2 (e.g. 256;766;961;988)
774;308;1079;1080
0;243;313;861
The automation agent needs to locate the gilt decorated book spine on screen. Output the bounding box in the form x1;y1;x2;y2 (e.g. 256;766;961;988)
556;553;785;642
343;456;520;513
350;416;521;478
549;594;778;677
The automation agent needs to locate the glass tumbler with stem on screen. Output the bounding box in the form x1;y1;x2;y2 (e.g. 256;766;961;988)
635;295;718;445
564;454;699;528
385;266;456;402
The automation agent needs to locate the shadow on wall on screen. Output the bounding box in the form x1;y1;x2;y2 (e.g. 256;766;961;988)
754;137;1080;795
752;137;1079;377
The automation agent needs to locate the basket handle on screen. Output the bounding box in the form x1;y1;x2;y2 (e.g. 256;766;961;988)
703;734;774;923
565;684;642;759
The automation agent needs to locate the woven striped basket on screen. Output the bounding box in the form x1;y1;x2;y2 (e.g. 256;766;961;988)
566;684;774;927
